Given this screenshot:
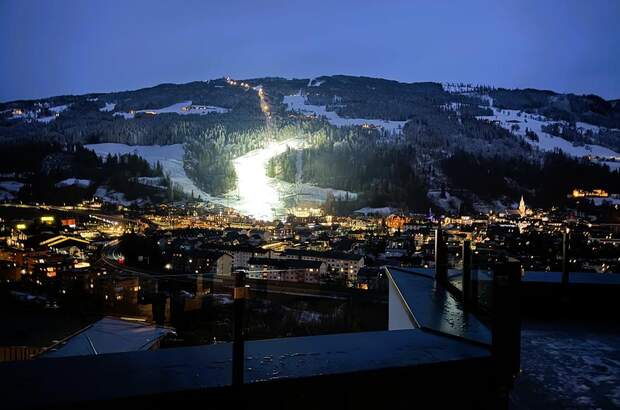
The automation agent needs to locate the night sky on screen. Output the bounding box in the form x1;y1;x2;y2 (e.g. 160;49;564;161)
1;0;619;101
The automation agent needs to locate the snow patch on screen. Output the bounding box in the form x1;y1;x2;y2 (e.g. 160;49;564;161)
442;83;478;93
134;176;166;189
0;191;14;201
36;115;58;123
427;189;462;213
55;178;92;188
307;78;325;87
49;105;69;114
0;181;24;193
94;186;150;207
599;160;620;172
113;112;133;119
354;207;398;216
99;102;116;112
591;196;620;206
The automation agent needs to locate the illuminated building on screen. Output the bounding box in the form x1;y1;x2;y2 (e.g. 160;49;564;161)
571;188;609;198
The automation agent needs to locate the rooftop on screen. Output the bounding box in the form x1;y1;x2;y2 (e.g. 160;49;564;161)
43;317;174;358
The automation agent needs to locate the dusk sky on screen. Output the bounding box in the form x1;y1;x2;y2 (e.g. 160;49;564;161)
1;0;619;101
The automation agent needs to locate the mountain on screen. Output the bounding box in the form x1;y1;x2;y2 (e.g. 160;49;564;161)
1;75;618;212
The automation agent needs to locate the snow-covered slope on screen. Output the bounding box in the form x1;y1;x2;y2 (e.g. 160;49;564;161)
85;143;212;201
283;93;406;135
113;101;229;119
476;106;620;159
85;141;356;221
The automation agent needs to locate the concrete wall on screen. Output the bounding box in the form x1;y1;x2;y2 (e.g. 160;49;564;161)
388;276;415;331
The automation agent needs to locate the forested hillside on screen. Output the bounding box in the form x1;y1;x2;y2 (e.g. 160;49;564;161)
1;75;618;211
0;142;181;206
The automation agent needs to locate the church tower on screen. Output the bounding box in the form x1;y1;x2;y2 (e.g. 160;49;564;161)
518;195;527;217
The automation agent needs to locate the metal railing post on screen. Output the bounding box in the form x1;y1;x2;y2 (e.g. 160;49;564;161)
491;258;522;408
562;228;570;302
232;270;247;401
462;240;472;305
435;228;447;284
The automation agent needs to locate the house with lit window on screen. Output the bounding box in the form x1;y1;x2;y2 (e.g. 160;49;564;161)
247;257;326;284
277;249;365;285
172;250;232;277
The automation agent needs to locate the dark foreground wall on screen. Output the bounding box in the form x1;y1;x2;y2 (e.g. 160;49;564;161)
0;329;496;410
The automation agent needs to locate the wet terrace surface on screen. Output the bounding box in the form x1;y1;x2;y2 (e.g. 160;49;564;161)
386;267;491;345
523;271;620;285
0;329;490;409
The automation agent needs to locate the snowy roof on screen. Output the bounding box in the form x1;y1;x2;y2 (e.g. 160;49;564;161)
42;317;173;358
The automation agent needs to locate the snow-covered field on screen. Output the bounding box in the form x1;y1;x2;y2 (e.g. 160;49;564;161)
283;93;407;134
0;181;24;193
85;143;212;202
55;178;92;188
85;141;355;220
112;101;229;119
473;98;620;161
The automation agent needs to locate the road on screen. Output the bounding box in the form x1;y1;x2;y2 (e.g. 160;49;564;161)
0;203;150;231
